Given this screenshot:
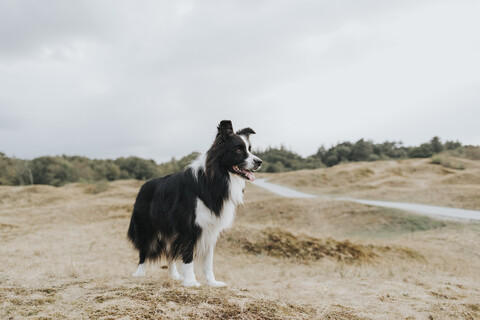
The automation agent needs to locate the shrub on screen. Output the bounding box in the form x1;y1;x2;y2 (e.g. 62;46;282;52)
464;146;480;160
84;180;109;194
444;140;462;150
114;157;160;180
350;139;374;162
408;143;434;158
29;156;76;186
431;155;442;165
256;147;317;172
431;154;465;170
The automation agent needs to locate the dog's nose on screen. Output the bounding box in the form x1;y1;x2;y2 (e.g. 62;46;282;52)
254;158;262;167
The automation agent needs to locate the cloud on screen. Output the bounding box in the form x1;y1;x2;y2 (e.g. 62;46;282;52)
0;0;478;162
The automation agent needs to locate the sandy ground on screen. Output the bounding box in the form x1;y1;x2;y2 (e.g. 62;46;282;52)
1;159;480;319
265;158;480;210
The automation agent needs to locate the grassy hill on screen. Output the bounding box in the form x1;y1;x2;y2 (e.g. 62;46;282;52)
1;159;479;319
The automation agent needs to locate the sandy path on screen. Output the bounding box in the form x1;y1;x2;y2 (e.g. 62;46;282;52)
253;178;480;221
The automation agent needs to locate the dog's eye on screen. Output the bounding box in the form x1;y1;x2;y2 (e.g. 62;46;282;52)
235;148;243;153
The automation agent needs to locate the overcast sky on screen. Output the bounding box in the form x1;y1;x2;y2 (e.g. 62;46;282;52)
1;0;479;162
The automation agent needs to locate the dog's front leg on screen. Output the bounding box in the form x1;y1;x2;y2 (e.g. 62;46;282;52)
203;245;226;287
179;261;200;287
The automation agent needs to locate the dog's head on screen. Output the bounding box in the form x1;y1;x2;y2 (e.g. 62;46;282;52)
206;120;262;181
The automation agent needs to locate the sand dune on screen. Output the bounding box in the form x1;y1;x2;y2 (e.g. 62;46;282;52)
264;158;480;210
1;159;479;319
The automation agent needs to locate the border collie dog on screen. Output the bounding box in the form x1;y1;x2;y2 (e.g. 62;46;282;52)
127;120;262;287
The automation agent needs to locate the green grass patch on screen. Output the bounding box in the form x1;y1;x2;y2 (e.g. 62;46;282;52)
431;154;465;170
84;180;109;194
351;207;448;239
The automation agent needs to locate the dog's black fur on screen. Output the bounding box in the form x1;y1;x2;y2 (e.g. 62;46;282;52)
127;120;261;267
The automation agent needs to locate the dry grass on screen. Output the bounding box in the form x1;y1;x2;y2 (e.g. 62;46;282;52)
1;160;480;319
0;282;316;319
224;227;424;264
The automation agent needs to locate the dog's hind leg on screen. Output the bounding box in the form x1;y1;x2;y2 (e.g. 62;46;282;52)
168;260;182;281
132;250;146;277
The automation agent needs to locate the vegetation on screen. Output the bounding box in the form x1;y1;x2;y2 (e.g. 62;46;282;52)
0;152;33;186
431;154;465;170
0;137;478;186
255;146;322;172
0;152;199;187
259;137;477;172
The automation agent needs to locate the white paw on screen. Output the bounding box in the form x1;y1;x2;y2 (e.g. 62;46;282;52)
207;280;226;287
182;279;201;287
170;273;183;281
132;264;146;277
132;270;145;277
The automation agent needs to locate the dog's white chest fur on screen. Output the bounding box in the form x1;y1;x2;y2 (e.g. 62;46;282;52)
194;174;245;257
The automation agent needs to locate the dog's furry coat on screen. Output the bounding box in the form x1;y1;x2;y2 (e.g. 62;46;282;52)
127;120;261;286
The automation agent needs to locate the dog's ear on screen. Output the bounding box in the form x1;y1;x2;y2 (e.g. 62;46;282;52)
217;120;234;137
236;127;256;138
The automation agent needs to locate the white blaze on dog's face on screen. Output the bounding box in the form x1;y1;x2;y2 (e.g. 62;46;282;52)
238;134;262;172
219;124;262;181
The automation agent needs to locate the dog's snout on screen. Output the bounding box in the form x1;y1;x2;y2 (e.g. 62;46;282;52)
254;158;262;168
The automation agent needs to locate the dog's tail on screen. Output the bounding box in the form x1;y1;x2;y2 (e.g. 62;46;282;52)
127;212;136;244
127;179;157;248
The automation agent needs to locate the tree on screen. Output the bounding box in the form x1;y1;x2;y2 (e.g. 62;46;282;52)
29;156;75;186
408;143;434;158
350;139;374;162
0;153;18;185
444;140;462;150
114;157;160;180
430;136;443;154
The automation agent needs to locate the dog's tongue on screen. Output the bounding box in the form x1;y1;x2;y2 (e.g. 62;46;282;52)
234;166;256;181
245;170;255;181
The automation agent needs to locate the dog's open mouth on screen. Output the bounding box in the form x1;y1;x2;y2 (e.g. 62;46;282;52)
232;165;255;181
